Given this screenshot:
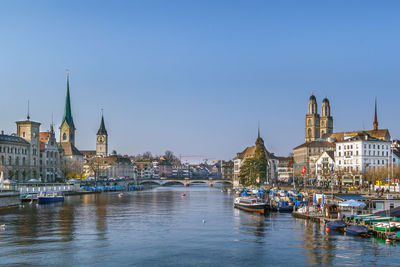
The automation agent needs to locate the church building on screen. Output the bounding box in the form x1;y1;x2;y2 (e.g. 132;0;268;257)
59;72;84;174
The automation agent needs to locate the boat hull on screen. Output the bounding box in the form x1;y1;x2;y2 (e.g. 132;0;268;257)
38;197;64;204
234;203;268;214
373;226;397;232
326;220;347;231
345;226;370;237
272;205;293;212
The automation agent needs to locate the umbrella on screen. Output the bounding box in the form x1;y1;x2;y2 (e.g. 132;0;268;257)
241;192;250;197
339;199;366;208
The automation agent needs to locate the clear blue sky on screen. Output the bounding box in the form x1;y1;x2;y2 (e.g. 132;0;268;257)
1;1;400;161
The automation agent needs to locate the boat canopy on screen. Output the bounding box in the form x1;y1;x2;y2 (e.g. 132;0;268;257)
339;199;366;208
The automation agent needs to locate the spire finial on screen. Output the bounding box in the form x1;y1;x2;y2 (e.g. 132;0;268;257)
27;100;30;121
373;97;378;131
101;108;104;117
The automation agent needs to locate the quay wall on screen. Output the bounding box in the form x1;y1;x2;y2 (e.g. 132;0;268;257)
0;192;19;210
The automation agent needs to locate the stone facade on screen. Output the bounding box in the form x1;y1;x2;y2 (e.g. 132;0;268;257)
305;94;333;142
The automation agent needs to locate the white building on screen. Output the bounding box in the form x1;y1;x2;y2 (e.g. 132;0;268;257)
315;151;335;185
335;133;391;185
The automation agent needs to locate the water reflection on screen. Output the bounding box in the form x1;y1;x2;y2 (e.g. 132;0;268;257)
1;187;400;266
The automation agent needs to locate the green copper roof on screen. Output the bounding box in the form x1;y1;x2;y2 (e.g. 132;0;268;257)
61;74;75;128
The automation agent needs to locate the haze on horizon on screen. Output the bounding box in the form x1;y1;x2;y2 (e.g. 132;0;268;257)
1;0;399;161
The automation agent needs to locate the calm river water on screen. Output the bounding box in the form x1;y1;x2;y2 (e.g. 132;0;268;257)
0;186;400;266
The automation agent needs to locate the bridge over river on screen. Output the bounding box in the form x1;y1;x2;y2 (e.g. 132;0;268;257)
139;178;233;187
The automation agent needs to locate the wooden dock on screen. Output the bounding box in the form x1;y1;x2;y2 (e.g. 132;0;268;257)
292;211;398;241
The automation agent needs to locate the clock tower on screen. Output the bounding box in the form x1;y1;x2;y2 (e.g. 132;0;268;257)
96;112;108;157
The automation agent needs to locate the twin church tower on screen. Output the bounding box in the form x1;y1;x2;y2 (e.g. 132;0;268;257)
305;94;333;142
59;72;108;157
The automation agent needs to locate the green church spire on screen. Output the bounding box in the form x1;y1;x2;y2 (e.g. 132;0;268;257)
61;70;75;129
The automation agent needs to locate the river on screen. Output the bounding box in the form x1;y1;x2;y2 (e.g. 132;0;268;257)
0;186;399;266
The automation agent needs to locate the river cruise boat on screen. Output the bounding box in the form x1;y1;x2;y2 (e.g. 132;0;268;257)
234;197;268;214
38;192;65;204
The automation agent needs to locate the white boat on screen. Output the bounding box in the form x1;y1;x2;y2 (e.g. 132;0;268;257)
234;197;268;214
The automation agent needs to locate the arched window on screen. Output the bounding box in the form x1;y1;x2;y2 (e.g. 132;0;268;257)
307;128;312;137
307;119;311;126
63;133;67;141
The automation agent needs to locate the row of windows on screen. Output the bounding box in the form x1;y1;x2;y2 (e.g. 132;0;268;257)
1;156;27;166
338;159;386;165
338;144;389;151
0;146;28;155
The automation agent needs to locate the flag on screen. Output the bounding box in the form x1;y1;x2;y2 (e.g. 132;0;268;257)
301;166;307;175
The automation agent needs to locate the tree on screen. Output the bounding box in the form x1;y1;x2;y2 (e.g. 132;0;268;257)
142;151;152;160
239;158;261;187
239;135;269;187
164;150;177;163
87;158;102;185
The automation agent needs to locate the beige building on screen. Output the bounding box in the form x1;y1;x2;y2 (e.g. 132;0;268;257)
84;155;136;180
0;132;31;181
277;156;293;183
221;160;233;180
293;140;335;178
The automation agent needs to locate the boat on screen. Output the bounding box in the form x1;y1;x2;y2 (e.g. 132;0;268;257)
20;194;38;202
372;222;397;232
326;220;347;231
38;192;64;204
345;225;371;237
271;201;293;212
234;197;268;214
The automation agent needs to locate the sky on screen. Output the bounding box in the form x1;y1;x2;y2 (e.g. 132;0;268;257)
0;1;400;161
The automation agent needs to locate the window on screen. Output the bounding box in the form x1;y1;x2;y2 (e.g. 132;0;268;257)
23;132;25;137
63;133;67;141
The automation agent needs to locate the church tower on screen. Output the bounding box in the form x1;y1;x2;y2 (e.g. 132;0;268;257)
60;71;76;145
305;94;320;142
96;112;108;157
320;96;333;138
373;97;378;131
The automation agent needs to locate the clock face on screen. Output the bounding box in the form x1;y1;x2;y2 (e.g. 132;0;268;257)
98;136;105;143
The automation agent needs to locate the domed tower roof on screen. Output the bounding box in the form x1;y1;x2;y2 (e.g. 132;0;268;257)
308;93;317;114
321;96;331;117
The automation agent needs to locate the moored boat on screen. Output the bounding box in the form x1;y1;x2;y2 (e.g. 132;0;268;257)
38;192;64;204
372;222;397;232
326;220;347;231
20;194;38;202
345;225;371;237
234;197;268;214
271;201;293;213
